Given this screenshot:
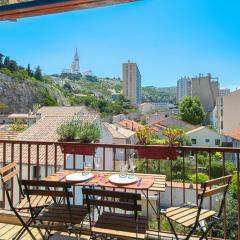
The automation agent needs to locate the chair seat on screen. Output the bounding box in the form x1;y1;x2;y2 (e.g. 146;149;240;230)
16;195;52;210
165;207;216;227
36;204;88;225
92;212;148;239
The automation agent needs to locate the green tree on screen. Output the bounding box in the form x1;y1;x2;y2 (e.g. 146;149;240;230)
27;64;33;76
34;66;42;80
3;56;10;67
10;120;27;132
190;173;209;184
208;161;235;179
8;60;18;72
179;96;206;125
0;53;4;67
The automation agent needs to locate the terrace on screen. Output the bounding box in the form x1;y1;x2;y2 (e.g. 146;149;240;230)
0;1;239;240
0;140;239;239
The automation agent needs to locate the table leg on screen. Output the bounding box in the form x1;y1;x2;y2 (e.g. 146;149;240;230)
157;191;160;240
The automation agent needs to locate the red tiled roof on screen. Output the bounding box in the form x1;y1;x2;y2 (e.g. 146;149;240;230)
0;143;64;166
116;120;145;132
0;130;19;140
224;128;240;141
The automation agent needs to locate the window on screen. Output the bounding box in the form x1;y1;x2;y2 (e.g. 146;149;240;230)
221;121;223;130
215;139;221;146
191;139;197;144
205;139;210;143
221;109;223;116
220;97;223;107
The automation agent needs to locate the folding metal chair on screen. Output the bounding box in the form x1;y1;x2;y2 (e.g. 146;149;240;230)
22;179;88;239
0;163;52;240
162;175;232;240
82;188;148;239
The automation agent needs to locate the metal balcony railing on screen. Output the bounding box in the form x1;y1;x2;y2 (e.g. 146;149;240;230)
0;139;239;239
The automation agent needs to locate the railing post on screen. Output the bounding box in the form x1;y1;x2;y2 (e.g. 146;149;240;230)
237;152;240;240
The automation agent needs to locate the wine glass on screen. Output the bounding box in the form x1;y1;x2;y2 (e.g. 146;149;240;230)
94;156;102;177
83;161;92;175
128;154;136;179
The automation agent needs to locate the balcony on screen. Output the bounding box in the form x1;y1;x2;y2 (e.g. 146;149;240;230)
0;139;239;240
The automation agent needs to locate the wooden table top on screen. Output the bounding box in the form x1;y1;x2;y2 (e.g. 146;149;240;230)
45;170;166;192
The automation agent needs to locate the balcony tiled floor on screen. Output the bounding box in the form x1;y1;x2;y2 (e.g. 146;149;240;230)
0;223;90;240
0;223;223;240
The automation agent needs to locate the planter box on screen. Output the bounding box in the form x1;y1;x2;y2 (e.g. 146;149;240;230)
60;144;95;156
137;146;179;160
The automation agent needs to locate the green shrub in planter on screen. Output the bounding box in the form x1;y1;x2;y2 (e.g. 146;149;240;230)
57;120;101;155
76;122;101;143
57;121;78;141
57;120;101;143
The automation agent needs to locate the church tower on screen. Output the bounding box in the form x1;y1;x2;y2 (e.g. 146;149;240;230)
71;48;80;74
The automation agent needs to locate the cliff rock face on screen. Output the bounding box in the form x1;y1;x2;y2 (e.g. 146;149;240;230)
0;73;69;114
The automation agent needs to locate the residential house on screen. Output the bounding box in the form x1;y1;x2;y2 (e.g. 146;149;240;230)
139;103;156;114
103;122;136;169
156;116;198;131
115;119;145;132
185;126;225;147
140;112;168;125
8;113;37;127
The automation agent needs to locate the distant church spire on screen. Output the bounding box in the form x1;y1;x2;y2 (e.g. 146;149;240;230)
71;48;80;74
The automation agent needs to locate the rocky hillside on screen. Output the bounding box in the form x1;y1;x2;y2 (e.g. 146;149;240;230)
50;74;122;98
0;73;69;114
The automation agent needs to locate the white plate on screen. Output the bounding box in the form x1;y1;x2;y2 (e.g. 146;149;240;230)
66;172;94;182
109;174;139;185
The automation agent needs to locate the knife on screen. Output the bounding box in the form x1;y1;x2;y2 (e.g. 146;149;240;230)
137;178;142;187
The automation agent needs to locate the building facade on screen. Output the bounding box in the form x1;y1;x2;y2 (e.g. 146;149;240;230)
177;77;192;101
158;86;177;95
122;60;141;105
186;126;225;147
191;74;219;116
219;88;231;97
216;89;240;133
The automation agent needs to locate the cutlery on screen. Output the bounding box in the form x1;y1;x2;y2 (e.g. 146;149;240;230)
137;178;142;187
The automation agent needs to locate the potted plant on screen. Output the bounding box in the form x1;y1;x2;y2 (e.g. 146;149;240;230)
136;127;183;160
163;128;184;147
57;120;101;155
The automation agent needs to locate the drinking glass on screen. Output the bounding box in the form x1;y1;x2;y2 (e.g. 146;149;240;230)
128;156;136;179
83;161;92;175
119;164;128;178
94;156;102;176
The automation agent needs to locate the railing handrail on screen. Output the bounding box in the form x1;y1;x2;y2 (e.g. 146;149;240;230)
0;139;239;153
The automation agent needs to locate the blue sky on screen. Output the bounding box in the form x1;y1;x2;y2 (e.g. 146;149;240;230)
0;0;239;88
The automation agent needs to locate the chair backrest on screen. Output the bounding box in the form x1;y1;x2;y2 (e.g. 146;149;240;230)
198;175;232;217
0;162;24;208
82;188;142;219
21;180;73;206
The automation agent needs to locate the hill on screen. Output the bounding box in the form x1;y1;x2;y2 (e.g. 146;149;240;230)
0;73;69;114
50;73;122;98
0;52;134;116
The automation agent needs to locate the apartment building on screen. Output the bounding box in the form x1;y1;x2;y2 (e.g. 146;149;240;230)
192;74;219;116
219;88;231;96
158;86;177;95
122;60;142;105
177;77;192;101
216;89;240;133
